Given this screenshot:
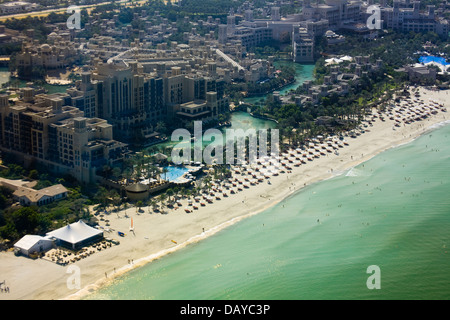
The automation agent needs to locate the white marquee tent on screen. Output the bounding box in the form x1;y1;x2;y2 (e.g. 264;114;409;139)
14;235;54;257
46;220;103;250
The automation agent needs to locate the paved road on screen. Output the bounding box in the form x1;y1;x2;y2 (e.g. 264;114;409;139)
0;0;150;22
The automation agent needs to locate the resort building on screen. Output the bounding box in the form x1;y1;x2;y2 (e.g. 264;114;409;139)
69;50;232;142
90;62;166;142
0;1;39;15
221;1;363;64
301;0;363;29
0;177;68;206
379;0;449;38
13;184;68;207
0;94;129;184
15;41;80;77
405;65;437;84
293;27;315;63
165;75;229;122
0;177;36;191
0;25;20;46
67;72;97;119
224;8;295;47
325;30;346;45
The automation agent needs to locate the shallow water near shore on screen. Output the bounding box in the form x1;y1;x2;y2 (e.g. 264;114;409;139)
85;123;450;300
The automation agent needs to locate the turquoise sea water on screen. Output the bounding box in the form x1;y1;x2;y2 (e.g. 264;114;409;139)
86;122;450;300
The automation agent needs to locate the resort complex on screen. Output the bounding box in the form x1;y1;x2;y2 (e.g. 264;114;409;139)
0;0;449;302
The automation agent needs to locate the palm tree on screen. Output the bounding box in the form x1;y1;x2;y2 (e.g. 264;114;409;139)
71;198;86;220
166;188;174;207
178;186;187;199
185;188;192;201
148;199;157;213
160;167;169;182
193;186;201;199
122;167;133;184
202;175;212;194
172;186;180;197
95;187;110;210
110;191;122;216
136;200;143;213
159;193;167;213
155;121;167;137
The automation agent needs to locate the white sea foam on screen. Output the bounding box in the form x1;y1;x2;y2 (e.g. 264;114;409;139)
64;201;273;300
345;167;357;177
426;119;450;131
345;167;370;177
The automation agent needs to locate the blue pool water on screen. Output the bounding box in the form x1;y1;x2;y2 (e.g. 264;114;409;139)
162;166;189;182
419;56;450;66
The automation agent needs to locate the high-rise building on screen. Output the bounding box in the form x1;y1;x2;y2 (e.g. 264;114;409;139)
165;74;229;122
293;27;315;63
92;62;165;142
0;94;128;183
67;72;97;118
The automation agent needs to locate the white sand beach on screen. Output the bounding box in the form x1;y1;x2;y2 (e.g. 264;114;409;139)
0;86;448;300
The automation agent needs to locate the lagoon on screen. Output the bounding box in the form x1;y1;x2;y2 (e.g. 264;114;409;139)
0;67;70;94
148;61;315;153
243;61;315;105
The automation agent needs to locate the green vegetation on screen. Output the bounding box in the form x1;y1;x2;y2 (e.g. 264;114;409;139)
317;30;450;68
176;0;243;14
246;65;296;96
2;0;449;247
252;30;450;149
0;162;94;244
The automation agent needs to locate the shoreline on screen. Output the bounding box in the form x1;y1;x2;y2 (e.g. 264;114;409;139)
75;116;450;300
0;86;448;300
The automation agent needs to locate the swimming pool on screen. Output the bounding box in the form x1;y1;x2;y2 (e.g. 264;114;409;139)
162;166;190;182
419;56;449;66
